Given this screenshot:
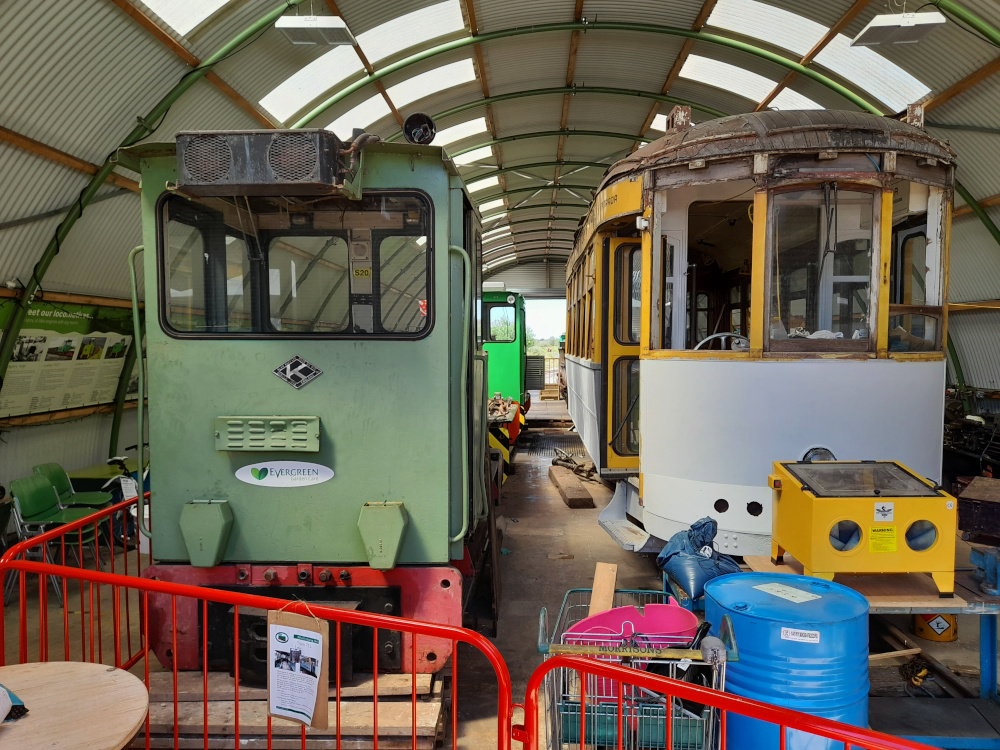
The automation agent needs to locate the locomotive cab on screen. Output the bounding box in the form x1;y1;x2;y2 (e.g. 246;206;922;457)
125;130;487;679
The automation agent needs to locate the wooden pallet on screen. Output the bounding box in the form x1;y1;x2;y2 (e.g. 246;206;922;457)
133;672;446;749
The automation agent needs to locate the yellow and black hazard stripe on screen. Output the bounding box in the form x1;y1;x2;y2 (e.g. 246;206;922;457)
489;425;511;485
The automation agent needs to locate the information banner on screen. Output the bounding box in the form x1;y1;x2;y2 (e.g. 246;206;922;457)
0;301;137;418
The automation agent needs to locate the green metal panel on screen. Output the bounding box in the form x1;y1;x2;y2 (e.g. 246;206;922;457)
139;143;462;566
214;416;321;452
483;291;527;404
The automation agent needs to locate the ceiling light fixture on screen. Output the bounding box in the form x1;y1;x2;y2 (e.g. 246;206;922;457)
851;12;946;46
276;15;357;46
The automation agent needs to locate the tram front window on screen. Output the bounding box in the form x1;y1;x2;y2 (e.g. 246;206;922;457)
769;187;874;351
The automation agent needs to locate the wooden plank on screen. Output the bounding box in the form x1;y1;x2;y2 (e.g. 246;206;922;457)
148;671;433;702
548;465;594;508
868;647;922;662
961;476;1000;503
588;562;618;616
743;554;967;610
146;697;442;737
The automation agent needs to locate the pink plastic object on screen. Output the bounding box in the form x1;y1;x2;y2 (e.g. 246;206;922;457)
563;600;699;700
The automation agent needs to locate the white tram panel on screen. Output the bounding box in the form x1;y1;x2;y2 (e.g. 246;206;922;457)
566;354;603;473
638;358;946;556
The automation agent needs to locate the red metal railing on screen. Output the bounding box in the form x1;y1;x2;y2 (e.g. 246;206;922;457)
520;654;935;750
0;502;941;750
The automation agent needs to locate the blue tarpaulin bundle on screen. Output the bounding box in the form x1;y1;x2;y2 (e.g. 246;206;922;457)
656;517;741;600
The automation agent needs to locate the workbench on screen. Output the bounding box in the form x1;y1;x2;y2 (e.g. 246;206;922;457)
746;549;1000;749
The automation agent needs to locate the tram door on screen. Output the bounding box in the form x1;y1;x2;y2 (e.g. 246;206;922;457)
605;238;641;472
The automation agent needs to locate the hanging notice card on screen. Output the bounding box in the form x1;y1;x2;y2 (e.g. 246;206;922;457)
267;610;329;729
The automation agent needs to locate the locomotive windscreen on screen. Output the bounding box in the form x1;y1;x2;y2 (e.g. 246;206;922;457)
158;193;431;337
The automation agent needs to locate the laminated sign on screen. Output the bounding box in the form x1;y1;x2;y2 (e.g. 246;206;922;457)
267;610;329;728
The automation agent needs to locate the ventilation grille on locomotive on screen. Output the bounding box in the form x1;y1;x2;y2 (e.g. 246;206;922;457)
176;129;345;196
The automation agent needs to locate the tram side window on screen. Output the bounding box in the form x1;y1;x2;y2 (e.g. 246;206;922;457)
888;182;943;352
611;358;639;456
768;187;874;351
615;245;642;344
486;304;516;342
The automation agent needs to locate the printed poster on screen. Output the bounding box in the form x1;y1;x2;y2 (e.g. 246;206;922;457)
267;610;329;728
0;301;137;418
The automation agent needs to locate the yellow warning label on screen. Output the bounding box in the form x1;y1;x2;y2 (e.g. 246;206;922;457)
353;268;372;278
869;525;897;552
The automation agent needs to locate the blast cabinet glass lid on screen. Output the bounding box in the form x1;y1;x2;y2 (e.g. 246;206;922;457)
782;461;941;498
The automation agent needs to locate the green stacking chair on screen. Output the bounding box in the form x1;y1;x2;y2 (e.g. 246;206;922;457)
9;475;106;568
32;463;112;509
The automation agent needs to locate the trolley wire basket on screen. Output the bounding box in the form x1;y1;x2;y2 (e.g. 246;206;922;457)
538;589;736;750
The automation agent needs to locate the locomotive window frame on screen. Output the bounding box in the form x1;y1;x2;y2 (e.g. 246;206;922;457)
765;183;880;354
156;190;435;340
483;302;517;343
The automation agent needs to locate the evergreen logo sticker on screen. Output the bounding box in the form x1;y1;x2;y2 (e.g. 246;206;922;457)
236;461;334;487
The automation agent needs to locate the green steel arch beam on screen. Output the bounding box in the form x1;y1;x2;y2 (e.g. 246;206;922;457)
478;185;596;203
0;0;309;385
485;243;575;260
484;217;581;231
451;131;646;158
291;22;881;129
484;228;576;247
386;86;728;140
485;255;570;277
482;203;590;220
466;160;610;181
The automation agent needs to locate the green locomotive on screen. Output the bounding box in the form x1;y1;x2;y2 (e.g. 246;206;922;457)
482;289;528;406
125;126;490;679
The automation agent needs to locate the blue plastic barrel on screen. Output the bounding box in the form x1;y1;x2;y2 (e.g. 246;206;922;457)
704;573;869;750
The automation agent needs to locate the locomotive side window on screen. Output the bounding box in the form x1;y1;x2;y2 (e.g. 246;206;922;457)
485;304;516;342
768;187;875;352
159;193;432;338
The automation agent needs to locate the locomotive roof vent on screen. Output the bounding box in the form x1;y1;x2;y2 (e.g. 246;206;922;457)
176;129;346;197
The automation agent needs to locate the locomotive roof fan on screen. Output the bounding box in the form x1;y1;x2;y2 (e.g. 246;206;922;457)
403;113;436;145
175;130;347;196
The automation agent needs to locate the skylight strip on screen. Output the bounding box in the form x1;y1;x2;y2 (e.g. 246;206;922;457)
437;117;488;147
454;145;495;166
327;95;392;138
478;198;506;212
771;88;823;110
260;46;366;123
706;0;929;111
482;224;509;238
467;176;499;193
679;55;820;109
356;0;466;66
385;59;477;110
143;0;230;36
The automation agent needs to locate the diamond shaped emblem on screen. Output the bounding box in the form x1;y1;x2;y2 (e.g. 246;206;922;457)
273;355;323;389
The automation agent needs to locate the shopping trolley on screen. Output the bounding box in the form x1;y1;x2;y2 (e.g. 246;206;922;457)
537;589;738;750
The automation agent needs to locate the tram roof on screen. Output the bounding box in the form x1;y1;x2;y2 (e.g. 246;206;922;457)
2;0;1000;380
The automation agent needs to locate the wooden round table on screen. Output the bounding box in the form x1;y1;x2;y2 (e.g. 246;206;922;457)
0;661;148;749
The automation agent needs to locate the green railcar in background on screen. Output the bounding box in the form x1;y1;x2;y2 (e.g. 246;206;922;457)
482;290;528;406
123;127;492;680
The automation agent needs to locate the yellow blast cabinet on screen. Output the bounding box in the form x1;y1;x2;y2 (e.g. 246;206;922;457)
769;461;956;596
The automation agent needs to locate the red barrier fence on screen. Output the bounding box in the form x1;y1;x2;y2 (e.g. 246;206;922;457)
0;501;939;750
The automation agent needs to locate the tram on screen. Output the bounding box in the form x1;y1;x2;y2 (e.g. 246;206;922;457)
124;125;490;678
566;108;955;556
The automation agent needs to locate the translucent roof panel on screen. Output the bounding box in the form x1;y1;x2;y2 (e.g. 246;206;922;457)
437;117;488;146
356;0;467;66
707;0;929;112
454;145;495;166
467;175;499;193
483;224;509;238
479;198;506;212
679;55;821;109
259;46;365;123
772;88;823;110
814;37;929;112
143;0;230;36
327;94;392;137
385;58;476;109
